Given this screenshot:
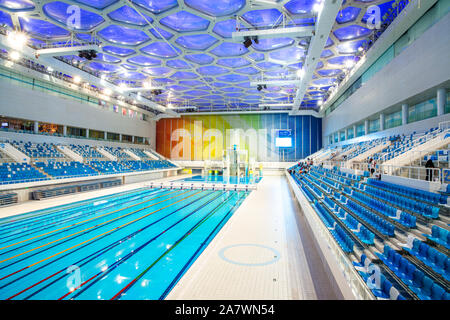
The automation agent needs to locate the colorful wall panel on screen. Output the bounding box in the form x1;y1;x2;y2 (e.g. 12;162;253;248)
156;114;322;162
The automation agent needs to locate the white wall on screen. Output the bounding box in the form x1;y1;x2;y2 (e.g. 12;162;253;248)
0;79;156;143
322;12;450;139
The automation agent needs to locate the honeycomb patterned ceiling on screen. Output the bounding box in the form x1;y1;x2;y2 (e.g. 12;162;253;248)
0;0;398;113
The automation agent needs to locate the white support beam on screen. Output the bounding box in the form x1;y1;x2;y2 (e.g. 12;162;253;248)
35;45;99;58
232;26;314;41
291;0;344;114
120;86;165;92
251;79;300;86
259;103;294;108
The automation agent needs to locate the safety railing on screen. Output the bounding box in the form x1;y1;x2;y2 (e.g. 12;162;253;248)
378;164;442;183
407;150;450;168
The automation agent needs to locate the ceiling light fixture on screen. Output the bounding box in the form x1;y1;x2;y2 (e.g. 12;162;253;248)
9;51;20;61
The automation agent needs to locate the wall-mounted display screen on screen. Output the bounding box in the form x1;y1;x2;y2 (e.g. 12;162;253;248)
275;130;292;148
275;137;292;147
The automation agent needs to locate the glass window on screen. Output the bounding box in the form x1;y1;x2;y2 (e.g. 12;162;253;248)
368;118;380;134
408;98;437;123
385;110;402;129
107;132;120;141
89;129;104;139
356;124;365;137
347;127;355;140
67;126;86;137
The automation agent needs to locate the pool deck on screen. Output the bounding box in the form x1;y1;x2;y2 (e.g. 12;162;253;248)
0;174;340;300
167;175;341;300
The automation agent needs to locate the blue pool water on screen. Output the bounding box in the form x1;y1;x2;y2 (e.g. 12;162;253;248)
177;175;261;184
0;187;248;300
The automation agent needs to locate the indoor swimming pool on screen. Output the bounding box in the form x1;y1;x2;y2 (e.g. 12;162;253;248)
177;175;262;185
0;187;248;300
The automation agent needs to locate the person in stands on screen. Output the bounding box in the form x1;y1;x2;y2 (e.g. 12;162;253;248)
425;158;435;181
368;158;376;176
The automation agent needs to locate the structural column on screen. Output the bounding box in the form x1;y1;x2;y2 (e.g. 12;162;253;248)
402;103;408;125
344;129;348;140
437;88;446;116
353;125;356;138
380;113;385;131
104;131;107;140
119;134;122;142
86;128;89;138
33;121;39;134
364;120;369;135
132;136;135;143
63;125;67;136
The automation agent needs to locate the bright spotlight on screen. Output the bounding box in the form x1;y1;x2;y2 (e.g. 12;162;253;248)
313;1;323;13
9;51;20;61
344;59;355;69
297;69;304;78
119;83;127;91
143;81;152;89
73;75;81;84
103;88;112;95
7;31;28;49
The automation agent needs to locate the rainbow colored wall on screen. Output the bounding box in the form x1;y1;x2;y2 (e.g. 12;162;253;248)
156;114;322;162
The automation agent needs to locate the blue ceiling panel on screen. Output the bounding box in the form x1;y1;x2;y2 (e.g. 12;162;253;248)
216;74;248;82
185;54;215;65
98;25;150;45
171;71;199;80
19;17;70;39
0;0;34;11
141;42;181;58
213;19;243;38
175;34;218;50
210;42;248;57
160;11;210;32
0;10;12;27
102;46;136;57
166;59;191;69
108;5;153;26
197;66;228;75
334;24;371;41
88;62;122;73
127;55;161;66
336;7;361;24
252;37;294;52
96;53;121;63
242;9;282;28
142;67;172;76
284;0;316;14
149;27;174;40
217;57;250;68
132;0;178;14
269;46;305;61
185;0;245;17
235;67;259;75
43;2;105;31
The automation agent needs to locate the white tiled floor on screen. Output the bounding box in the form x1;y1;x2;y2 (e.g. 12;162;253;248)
167;175;339;300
